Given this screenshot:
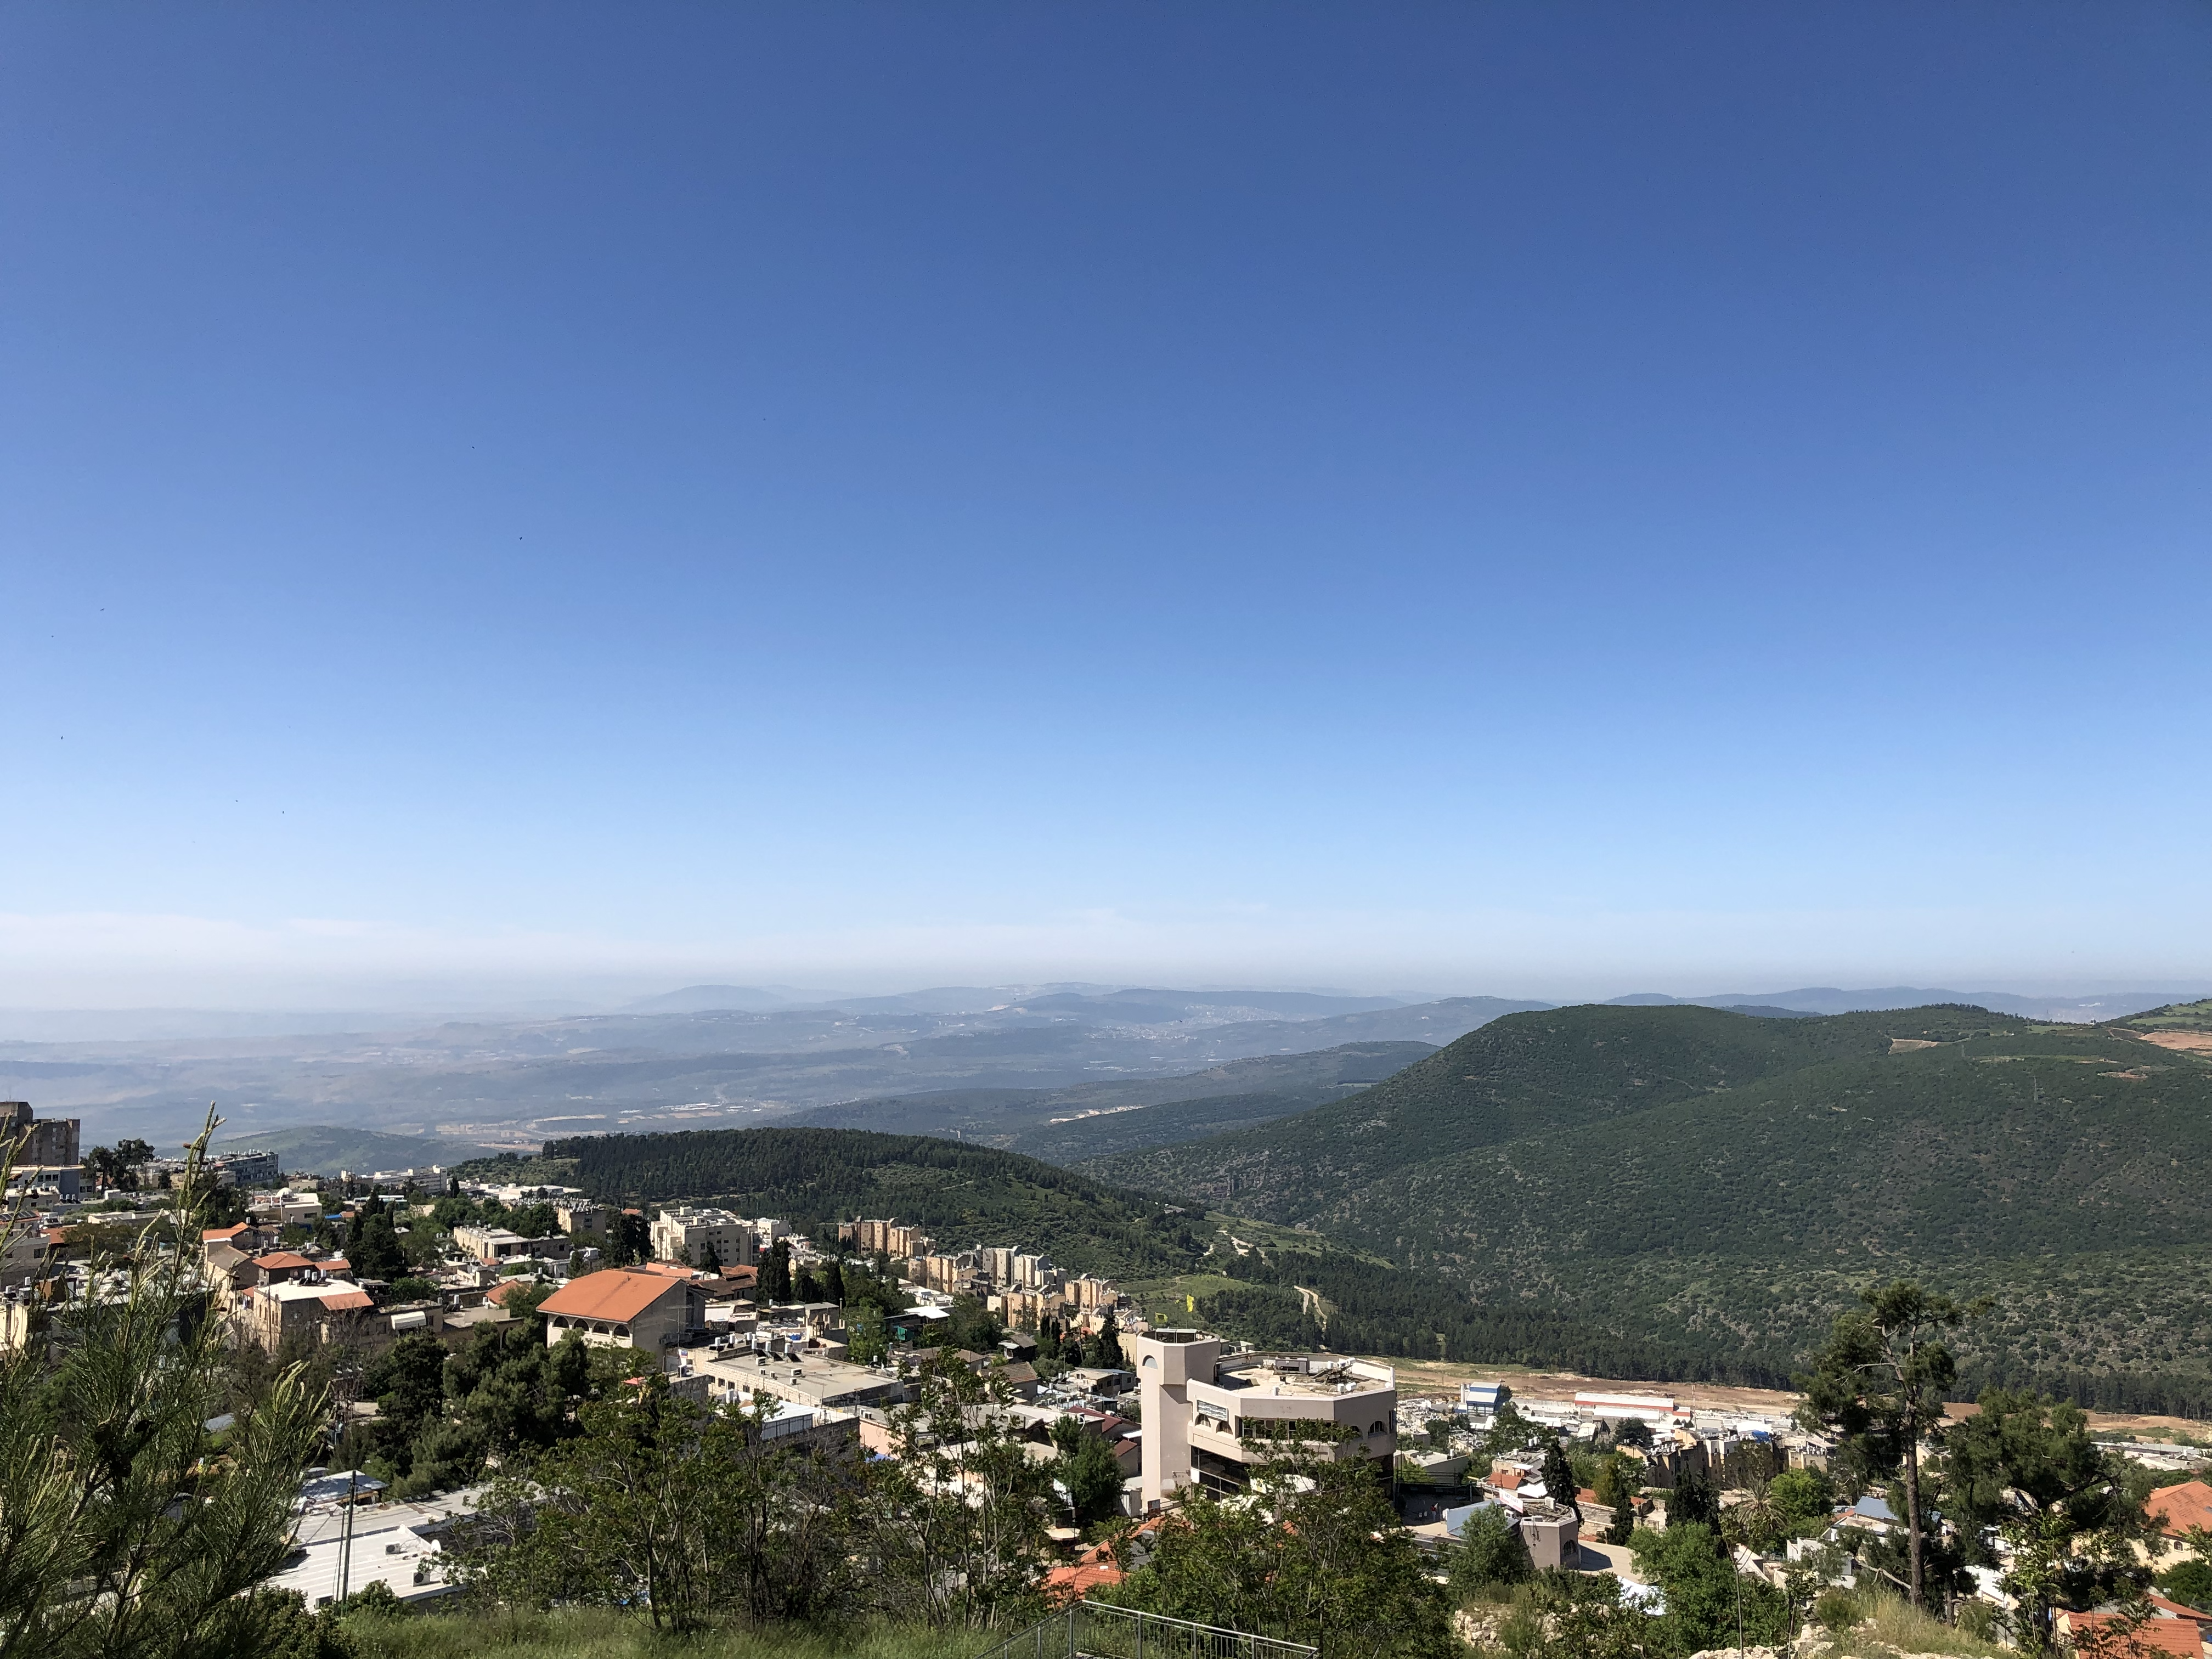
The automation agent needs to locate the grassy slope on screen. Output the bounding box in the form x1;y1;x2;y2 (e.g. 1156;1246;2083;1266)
1078;1005;2212;1400
543;1125;1205;1282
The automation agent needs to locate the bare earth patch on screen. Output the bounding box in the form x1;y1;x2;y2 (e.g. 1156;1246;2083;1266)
2133;1029;2212;1053
1888;1039;1942;1053
1363;1356;2211;1440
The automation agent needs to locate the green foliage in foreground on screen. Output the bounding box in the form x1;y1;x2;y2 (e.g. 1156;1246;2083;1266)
1102;1459;1455;1659
1;1111;330;1659
337;1606;995;1659
541;1126;1206;1279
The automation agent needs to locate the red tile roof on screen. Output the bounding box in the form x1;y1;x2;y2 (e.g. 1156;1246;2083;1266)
1043;1536;1131;1605
250;1252;318;1271
202;1224;251;1241
318;1290;374;1312
1042;1561;1124;1604
539;1269;687;1324
2149;1594;2209;1626
486;1278;534;1305
2059;1612;2204;1656
2148;1480;2212;1539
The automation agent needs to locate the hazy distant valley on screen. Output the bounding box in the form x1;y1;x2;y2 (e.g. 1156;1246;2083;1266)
0;985;1546;1155
2;980;2193;1168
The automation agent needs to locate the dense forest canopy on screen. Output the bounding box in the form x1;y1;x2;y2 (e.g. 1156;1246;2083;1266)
542;1126;1206;1280
1080;1003;2212;1414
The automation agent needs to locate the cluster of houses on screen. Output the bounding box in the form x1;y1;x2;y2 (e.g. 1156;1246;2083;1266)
1383;1382;2212;1649
837;1215;1123;1337
8;1110;2205;1640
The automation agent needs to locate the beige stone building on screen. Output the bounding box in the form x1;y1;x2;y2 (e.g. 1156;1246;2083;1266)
1127;1329;1395;1509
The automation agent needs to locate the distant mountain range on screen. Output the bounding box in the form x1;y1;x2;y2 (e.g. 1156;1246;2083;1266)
1074;1000;2212;1413
625;983;1420;1021
791;1041;1435;1157
2;988;1544;1149
1607;986;2207;1022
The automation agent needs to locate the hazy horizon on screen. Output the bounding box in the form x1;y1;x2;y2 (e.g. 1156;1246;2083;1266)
5;7;2205;1010
2;970;2204;1025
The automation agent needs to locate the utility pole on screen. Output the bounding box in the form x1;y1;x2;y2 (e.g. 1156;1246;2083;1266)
337;1471;357;1602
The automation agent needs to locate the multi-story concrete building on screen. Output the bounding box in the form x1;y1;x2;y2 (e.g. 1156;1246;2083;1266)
555;1201;607;1236
843;1218;933;1259
1065;1273;1116;1310
906;1250;979;1293
0;1103;80;1171
1010;1251;1055;1289
1126;1329;1396;1509
650;1207;758;1269
998;1285;1054;1327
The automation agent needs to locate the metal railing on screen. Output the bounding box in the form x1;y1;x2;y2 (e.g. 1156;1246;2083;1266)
975;1600;1319;1659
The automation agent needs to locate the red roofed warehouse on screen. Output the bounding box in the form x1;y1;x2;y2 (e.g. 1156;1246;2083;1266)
539;1269;706;1353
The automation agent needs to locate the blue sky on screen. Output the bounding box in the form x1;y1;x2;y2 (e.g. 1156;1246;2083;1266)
3;3;2207;1007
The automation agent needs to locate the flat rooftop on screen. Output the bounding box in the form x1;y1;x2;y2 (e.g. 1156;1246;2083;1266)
695;1350;902;1409
1212;1355;1395;1396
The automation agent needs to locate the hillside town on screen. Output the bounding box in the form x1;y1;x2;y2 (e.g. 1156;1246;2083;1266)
5;1094;2209;1658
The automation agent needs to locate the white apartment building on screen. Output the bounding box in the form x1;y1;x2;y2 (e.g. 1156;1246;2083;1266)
1126;1329;1396;1509
650;1206;757;1269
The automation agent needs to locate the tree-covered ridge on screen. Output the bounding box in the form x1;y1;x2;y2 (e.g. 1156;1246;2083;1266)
544;1126;1205;1280
2114;997;2212;1030
1097;1002;1981;1203
1080;1004;2212;1411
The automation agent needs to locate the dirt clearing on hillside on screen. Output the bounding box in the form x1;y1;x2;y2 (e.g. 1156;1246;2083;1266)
1363;1356;2210;1441
2133;1029;2212;1053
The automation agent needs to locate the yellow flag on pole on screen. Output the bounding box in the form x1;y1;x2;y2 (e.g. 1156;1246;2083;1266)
1186;1294;1195;1312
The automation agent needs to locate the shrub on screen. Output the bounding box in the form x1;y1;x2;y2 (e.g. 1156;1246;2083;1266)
1815;1588;1863;1631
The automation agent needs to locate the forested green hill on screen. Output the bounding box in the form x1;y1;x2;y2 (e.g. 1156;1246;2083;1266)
1080;1005;2212;1412
541;1126;1205;1280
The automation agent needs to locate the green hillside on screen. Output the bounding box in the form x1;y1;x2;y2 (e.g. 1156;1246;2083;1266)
540;1126;1205;1281
1078;1004;2212;1413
